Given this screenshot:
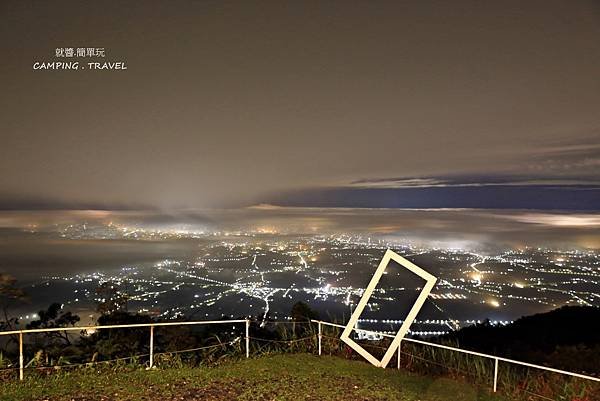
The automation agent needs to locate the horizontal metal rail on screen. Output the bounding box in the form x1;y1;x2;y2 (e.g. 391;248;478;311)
2;317;598;390
0;319;247;336
313;319;600;384
0;319;249;380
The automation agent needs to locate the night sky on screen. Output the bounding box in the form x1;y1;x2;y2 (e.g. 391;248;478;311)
1;1;599;210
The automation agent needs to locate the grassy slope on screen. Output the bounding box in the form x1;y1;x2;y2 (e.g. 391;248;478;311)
1;354;507;401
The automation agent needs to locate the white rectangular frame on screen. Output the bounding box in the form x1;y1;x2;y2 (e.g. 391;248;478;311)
340;249;437;368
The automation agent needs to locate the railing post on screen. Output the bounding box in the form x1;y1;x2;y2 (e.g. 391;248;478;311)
318;321;322;356
397;340;401;370
245;319;250;358
493;357;499;392
19;331;23;381
149;325;154;368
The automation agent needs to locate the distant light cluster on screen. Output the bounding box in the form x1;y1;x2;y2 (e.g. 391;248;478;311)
21;223;599;337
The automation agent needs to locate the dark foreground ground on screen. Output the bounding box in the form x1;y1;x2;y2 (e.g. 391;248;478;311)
1;354;506;401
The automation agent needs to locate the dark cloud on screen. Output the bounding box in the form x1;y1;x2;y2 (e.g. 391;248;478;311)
265;185;600;211
523;136;600;177
1;1;599;209
350;174;600;189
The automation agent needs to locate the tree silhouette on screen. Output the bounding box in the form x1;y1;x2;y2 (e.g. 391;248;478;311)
96;282;129;315
291;301;319;322
27;302;80;345
0;274;26;335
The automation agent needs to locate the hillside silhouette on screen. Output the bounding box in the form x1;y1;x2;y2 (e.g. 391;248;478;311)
438;306;600;374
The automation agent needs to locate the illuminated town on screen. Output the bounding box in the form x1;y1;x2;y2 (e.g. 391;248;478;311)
16;222;599;337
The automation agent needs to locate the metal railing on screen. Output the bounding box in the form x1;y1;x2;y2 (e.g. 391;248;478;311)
312;319;600;393
0;319;249;380
2;317;599;396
